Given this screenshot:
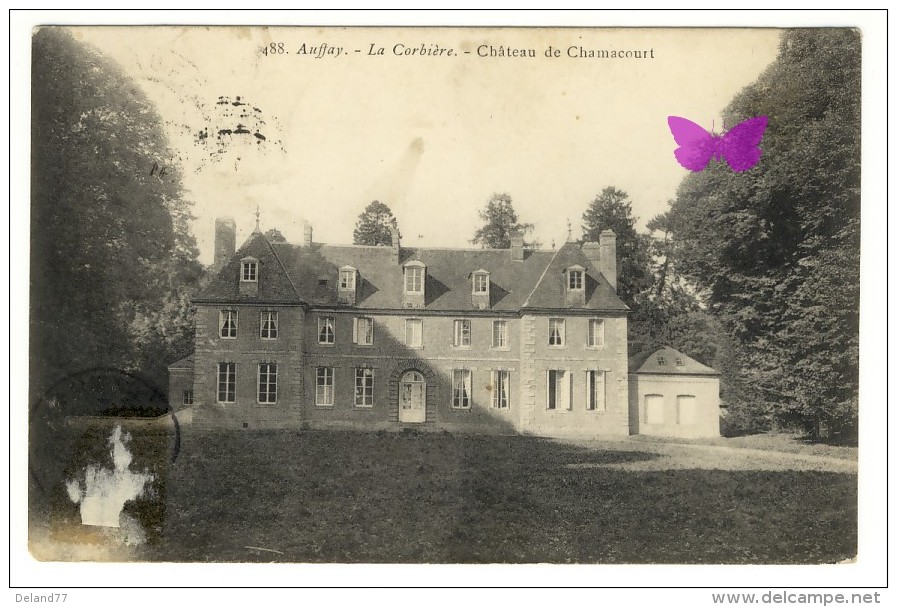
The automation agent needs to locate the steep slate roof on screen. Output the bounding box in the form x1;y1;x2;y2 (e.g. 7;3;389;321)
628;346;719;376
194;232;628;312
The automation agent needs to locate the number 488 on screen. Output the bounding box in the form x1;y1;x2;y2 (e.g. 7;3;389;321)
261;43;286;56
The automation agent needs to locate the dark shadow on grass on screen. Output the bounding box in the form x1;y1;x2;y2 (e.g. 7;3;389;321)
137;428;857;565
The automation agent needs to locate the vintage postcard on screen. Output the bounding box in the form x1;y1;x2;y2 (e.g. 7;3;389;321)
14;13;886;592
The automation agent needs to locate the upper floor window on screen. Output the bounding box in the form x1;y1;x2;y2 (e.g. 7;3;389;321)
453;319;471;347
568;269;584;290
405;318;423;348
473;272;489;294
219;310;238;339
183;390;194;405
354;317;374;346
548;318;565;347
587;319;604;348
260;310;278;340
492;320;508;349
404;264;425;293
241;259;258;282
656;355;666;366
318;316;335;344
340;268;356;290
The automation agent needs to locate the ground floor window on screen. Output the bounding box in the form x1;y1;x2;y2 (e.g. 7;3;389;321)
492;370;510;409
586;370;606;411
258;363;277;404
676;395;697;425
355;367;374;407
547;369;570;410
645;394;664;424
316;367;334;406
217;362;235;403
452;369;471;409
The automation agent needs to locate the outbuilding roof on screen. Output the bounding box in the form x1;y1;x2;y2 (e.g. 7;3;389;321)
628;346;719;376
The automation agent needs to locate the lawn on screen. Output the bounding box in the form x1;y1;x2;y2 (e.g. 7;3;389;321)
31;425;857;564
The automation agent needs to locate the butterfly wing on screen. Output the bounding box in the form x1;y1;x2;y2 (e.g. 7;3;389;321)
720;116;768;172
667;116;716;172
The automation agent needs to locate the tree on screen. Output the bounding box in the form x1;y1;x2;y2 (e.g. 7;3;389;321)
31;28;202;397
663;29;860;440
471;193;533;249
264;228;287;243
581;187;653;306
353;200;396;246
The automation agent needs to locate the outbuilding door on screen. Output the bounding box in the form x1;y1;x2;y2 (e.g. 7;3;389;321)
399;371;426;423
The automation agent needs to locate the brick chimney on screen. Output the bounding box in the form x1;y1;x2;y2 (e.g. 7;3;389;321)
599;229;617;291
214;217;236;266
303;222;313;248
389;220;401;264
510;229;525;261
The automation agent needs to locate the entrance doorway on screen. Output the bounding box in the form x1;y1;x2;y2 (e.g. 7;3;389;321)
399;370;426;423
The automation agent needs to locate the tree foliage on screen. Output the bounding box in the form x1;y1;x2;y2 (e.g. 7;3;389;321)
581;187;653;306
353;200;396;246
661;29;861;440
471;193;534;249
31;28;202;398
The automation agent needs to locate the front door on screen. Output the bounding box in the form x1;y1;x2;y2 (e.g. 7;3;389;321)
399;371;426;423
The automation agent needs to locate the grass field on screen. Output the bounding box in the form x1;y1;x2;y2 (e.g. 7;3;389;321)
30;425;857;564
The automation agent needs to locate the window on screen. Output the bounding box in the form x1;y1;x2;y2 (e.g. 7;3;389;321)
453;319;471;347
182;390;193;405
547;369;571;410
318;316;335;344
568;269;584;290
586;370;606;411
258;363;277;404
492;320;508;348
548;318;565;346
217;362;236;403
354;368;374;407
241;260;257;282
219;310;238;339
587;319;605;347
656;355;666;366
340;269;356;290
473;273;489;294
645;394;664;424
405;319;422;348
492;370;510;409
354;317;374;346
677;395;697;425
315;367;334;406
452;369;471;409
260;311;278;339
404;266;424;292
675;357;684;367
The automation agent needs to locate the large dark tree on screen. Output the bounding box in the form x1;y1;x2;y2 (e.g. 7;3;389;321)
353;200;396;246
581;186;653;307
471;193;534;249
31;28;201;398
662;29;861;439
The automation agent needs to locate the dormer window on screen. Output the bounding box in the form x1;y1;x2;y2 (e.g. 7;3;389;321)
340;267;356;290
567;267;584;290
473;272;489;294
241;258;258;282
404;264;424;292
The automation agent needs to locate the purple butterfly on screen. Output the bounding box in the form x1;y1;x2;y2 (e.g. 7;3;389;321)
667;115;768;173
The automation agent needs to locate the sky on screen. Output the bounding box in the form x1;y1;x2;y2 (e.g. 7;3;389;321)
71;26;782;264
